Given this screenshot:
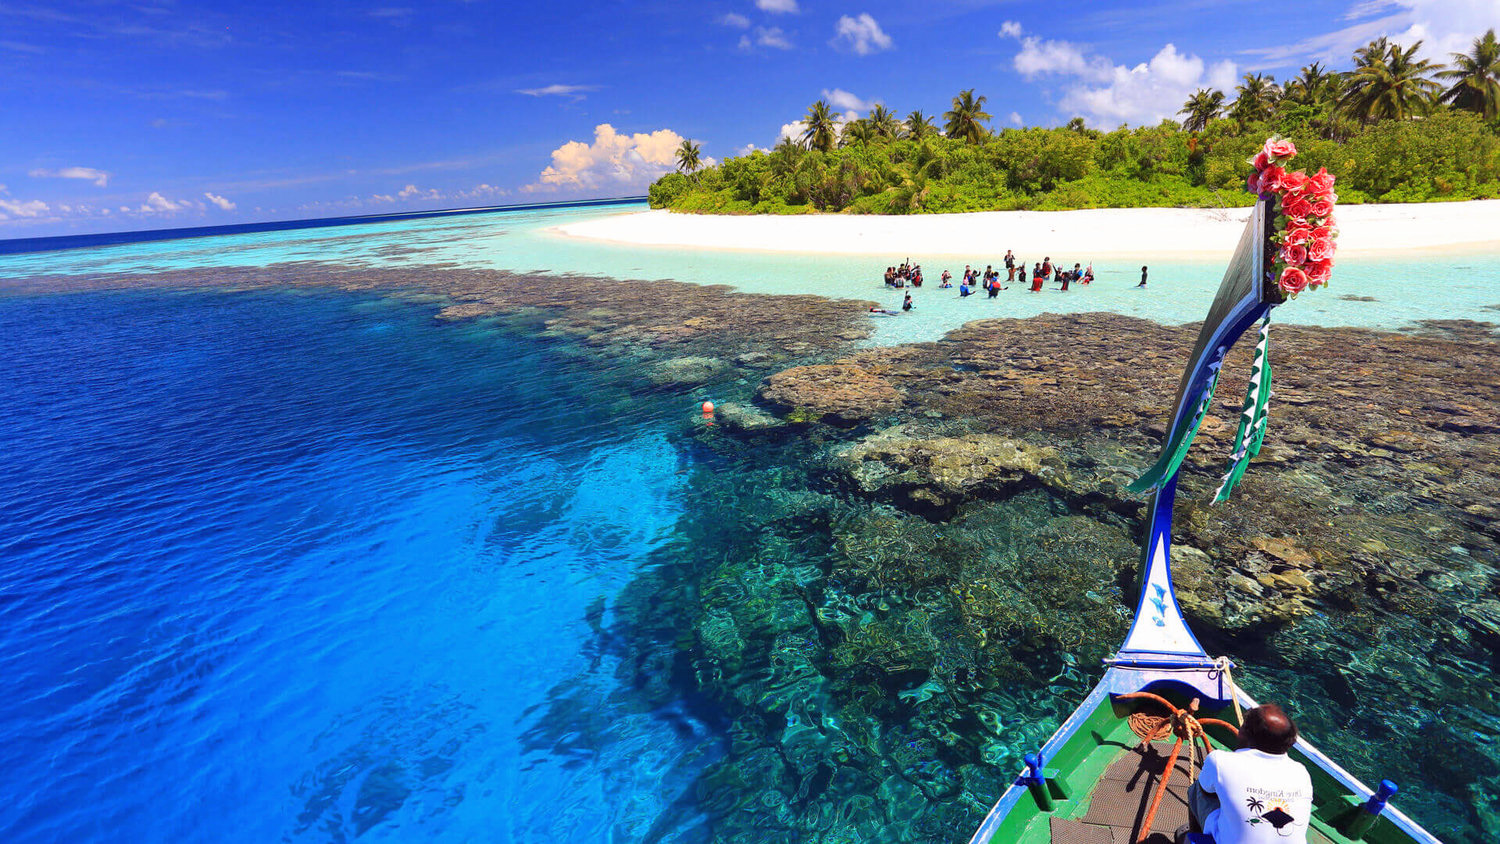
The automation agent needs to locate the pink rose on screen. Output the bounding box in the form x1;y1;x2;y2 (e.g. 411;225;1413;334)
1265;138;1298;161
1313;226;1332;240
1305;259;1333;286
1260;166;1286;192
1307;238;1335;262
1279;266;1310;294
1285;226;1312;246
1281;243;1308;264
1285;197;1313;219
1247;172;1262;194
1310;198;1334;218
1282;170;1309;193
1253;150;1270;170
1309;167;1335;194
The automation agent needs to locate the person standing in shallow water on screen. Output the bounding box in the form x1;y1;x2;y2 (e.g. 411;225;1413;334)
902;291;913;311
1139;265;1148;287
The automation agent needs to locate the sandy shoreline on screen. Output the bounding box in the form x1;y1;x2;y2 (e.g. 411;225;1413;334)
552;200;1500;259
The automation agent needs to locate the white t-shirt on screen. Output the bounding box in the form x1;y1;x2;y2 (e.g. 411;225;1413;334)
1199;748;1315;843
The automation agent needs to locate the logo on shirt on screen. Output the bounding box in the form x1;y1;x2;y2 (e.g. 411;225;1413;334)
1245;797;1300;835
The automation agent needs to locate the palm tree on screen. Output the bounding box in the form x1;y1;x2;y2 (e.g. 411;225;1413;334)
802;100;840;152
1179;88;1226;132
867;104;902;139
1355;37;1391;68
1339;39;1442;122
1438;29;1500;120
1283;62;1342;107
769;136;803;177
943;88;991;144
674;139;702;177
905;110;937;140
840;119;876;147
1228;74;1280;125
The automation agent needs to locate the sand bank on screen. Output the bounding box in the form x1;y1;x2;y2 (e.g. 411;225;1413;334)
552;200;1500;259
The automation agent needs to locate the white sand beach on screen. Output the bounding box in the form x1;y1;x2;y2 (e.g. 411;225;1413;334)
553;200;1500;259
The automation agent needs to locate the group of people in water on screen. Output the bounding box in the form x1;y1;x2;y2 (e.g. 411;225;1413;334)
875;252;1100;313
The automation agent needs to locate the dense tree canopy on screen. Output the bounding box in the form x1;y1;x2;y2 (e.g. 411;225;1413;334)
650;31;1500;215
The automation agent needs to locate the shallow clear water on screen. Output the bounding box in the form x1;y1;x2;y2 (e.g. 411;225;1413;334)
2;204;1497;348
1;208;1495;842
0;290;715;842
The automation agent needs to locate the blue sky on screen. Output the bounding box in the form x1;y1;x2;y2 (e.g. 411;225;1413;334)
2;0;1495;236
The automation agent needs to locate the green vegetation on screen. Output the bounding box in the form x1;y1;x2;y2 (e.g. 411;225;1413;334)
650;31;1500;214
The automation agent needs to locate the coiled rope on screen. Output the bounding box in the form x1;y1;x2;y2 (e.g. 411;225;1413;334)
1117;693;1239;843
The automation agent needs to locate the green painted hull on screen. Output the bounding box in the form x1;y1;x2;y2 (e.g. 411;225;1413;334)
970;671;1437;844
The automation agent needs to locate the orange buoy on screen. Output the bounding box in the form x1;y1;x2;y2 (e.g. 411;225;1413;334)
701;400;715;426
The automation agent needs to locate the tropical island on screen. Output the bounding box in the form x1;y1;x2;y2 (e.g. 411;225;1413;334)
649;33;1500;215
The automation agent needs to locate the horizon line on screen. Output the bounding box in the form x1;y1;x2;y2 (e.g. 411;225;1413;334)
0;195;649;257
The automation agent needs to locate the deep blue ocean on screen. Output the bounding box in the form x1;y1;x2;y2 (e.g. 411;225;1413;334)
2;207;1495;842
0;289;714;842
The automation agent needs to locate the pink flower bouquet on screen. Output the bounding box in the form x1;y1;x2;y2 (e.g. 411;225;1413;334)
1247;135;1338;298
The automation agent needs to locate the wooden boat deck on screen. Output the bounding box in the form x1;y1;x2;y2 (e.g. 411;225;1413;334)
985;695;1412;844
1044;741;1338;844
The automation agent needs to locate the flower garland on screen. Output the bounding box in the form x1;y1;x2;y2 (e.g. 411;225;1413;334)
1247;135;1338;298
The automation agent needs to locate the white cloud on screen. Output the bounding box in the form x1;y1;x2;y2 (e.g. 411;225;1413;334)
756;0;799;13
397;184;441;201
778;110;860;144
1063;44;1237;126
515;84;599;99
779;120;809;142
28;166;111;187
720;12;750;28
527;124;691;192
1000;20;1023;39
452;183;510;201
1006;29;1238;126
756;26;792;49
1013;35;1112;81
138;191;196;213
734;143;766;157
0;197;50;219
1244;0;1498;68
832;13;893;56
204;192;236;211
1371;0;1500;61
1009;111;1024;126
822;88;872;112
739;26;793;51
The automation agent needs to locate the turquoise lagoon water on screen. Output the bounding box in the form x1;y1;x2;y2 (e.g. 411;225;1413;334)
2;206;1497;842
3;202;1498;347
0;290;723;842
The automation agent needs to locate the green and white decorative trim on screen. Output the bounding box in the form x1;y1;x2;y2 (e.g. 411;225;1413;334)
1127;348;1226;495
1214;315;1273;503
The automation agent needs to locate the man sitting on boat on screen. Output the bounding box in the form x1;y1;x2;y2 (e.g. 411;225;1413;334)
1186;704;1314;844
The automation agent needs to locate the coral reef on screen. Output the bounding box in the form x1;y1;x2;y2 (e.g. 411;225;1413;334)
11;263;1497;842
